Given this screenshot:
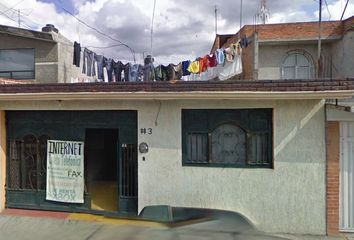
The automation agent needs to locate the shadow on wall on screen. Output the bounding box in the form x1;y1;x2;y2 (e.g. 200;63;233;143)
275;100;325;162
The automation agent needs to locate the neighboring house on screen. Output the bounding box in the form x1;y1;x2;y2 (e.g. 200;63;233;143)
0;79;353;238
211;15;354;80
0;24;89;83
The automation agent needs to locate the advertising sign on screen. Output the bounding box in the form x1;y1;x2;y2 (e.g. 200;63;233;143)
46;140;84;203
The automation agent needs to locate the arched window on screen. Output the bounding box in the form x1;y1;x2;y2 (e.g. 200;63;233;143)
211;123;246;164
182;109;273;167
281;51;314;79
8;134;50;190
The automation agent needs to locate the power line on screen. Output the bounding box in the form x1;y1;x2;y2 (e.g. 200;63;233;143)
324;0;331;21
214;5;217;35
151;0;157;57
57;3;136;62
85;44;130;49
0;6;32;30
1;0;25;14
340;0;350;20
0;2;39;29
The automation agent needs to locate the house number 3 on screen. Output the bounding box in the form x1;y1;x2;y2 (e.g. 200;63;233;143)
140;128;152;135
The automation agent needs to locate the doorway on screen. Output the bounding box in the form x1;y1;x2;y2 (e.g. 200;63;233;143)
85;128;118;212
340;122;354;231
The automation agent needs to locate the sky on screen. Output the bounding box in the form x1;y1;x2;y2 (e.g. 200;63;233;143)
0;0;353;65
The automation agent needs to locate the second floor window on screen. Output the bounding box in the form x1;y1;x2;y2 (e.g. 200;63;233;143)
281;51;314;79
0;48;35;80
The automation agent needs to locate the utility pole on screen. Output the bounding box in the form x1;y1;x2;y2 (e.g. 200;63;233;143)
150;0;157;57
239;0;243;38
214;5;218;35
317;0;322;78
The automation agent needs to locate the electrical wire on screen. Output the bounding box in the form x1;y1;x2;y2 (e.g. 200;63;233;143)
324;0;331;21
340;0;350;20
151;0;157;56
0;2;39;29
85;44;130;49
1;0;25;14
57;3;136;62
0;6;32;30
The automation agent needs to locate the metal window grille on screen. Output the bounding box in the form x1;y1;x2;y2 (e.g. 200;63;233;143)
120;144;137;198
211;124;246;164
8;135;49;190
247;133;269;165
186;133;208;163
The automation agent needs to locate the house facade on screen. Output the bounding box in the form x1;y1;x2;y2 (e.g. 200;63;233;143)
0;16;354;237
0;80;353;236
0;24;90;83
211;16;354;80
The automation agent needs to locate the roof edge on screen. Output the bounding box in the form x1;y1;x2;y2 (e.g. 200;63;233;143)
0;90;352;101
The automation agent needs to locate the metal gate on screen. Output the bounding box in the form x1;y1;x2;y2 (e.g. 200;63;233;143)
119;143;138;214
340;122;354;231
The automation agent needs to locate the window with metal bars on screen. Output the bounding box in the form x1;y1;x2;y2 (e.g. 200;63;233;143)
7;134;50;190
182;109;273;168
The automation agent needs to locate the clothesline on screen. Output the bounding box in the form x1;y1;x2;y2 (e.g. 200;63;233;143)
72;36;250;83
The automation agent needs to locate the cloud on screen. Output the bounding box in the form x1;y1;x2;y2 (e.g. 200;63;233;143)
315;0;354;20
0;0;352;65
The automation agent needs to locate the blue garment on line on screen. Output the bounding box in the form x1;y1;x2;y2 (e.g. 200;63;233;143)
82;48;96;77
216;49;225;65
105;58;114;82
182;60;191;76
94;54;105;80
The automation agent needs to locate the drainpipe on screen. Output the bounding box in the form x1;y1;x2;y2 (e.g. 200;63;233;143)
253;32;259;80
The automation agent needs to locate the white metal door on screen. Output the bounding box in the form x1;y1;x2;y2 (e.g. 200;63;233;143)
340;122;354;231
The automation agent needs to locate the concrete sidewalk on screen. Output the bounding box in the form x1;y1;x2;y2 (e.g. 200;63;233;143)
0;212;351;240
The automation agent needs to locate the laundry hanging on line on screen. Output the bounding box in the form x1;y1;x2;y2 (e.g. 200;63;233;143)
72;36;248;82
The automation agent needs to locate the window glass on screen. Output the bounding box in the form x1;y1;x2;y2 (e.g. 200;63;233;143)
296;54;309;67
211;124;246;164
283;54;296;66
182;109;272;168
283;67;295;79
282;52;313;79
248;133;269;165
8;134;50;190
0;49;35;79
186;133;208;163
297;66;310;79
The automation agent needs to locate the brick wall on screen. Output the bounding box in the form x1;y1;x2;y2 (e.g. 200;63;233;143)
256;21;342;41
343;16;354;33
326;121;340;235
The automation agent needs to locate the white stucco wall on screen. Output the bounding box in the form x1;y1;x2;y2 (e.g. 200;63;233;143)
137;99;326;235
332;31;354;78
257;43;332;80
0;99;326;234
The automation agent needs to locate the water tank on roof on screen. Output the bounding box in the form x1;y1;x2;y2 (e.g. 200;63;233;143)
144;55;154;65
41;24;59;33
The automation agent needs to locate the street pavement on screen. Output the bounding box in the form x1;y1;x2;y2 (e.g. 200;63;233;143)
0;212;351;240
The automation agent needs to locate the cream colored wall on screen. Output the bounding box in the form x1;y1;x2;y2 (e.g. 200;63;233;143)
332;31;354;78
258;43;332;80
0;99;327;234
138;99;326;235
